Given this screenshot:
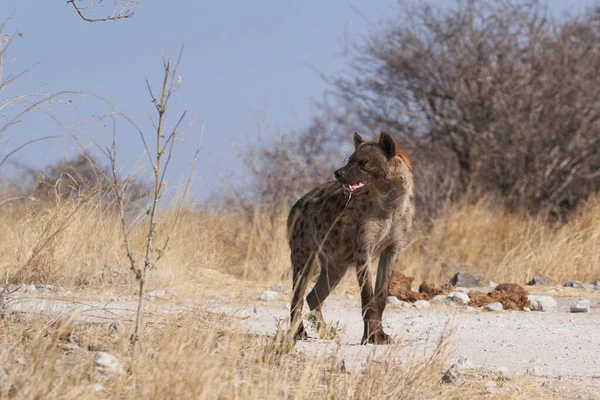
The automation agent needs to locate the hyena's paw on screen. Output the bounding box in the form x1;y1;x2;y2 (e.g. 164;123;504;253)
362;330;392;345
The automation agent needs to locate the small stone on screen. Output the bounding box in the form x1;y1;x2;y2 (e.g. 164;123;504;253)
527;276;549;286
20;284;37;293
442;299;458;308
94;352;125;380
399;301;413;308
528;295;557;311
570;298;590;313
448;292;470;305
592;280;600;287
259;290;278;301
442;364;464;385
431;295;447;303
108;320;125;339
387;296;400;305
483;302;504;312
34;285;59;292
564;280;582;288
484;381;497;388
93;383;105;392
583;284;596;292
523;307;531;312
489;280;498;288
414;300;430;309
450;271;482;288
147;289;166;299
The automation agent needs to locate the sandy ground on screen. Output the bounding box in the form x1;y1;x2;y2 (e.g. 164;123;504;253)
4;279;600;398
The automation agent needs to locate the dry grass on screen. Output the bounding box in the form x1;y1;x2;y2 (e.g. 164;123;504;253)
1;195;599;294
401;196;600;286
1;195;597;398
0;309;566;400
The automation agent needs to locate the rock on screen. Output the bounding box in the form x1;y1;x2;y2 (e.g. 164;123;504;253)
570;298;590;313
108;320;125;339
448;292;470;305
414;300;430;309
399;301;413;308
259;291;278;301
523;307;531;312
20;284;37;293
442;299;458;308
450;271;482;288
387;296;401;305
489;280;498;288
442;364;464;385
592;280;600;287
34;285;59;292
94;352;124;380
483;302;504;312
564;280;583;288
528;295;557;311
147;289;167;299
527;276;549;286
431;295;447;303
583;284;596;292
93;383;105;392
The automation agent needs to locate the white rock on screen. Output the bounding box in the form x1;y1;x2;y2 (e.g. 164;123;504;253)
442;364;464;385
259;290;278;301
431;295;447;303
93;383;105;392
448;292;470;305
94;352;125;380
523;307;531;312
528;295;557;311
21;284;37;293
489;280;498;288
399;301;413;308
483;302;504;312
147;289;166;299
414;300;430;309
387;296;400;305
570;298;590;313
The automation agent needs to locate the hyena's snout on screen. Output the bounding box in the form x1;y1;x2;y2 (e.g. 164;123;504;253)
334;166;368;193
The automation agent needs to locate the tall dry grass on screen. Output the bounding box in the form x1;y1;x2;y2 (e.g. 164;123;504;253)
0;195;599;292
0;310;559;400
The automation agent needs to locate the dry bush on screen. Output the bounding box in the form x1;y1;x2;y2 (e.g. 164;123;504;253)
401;196;600;285
328;0;600;220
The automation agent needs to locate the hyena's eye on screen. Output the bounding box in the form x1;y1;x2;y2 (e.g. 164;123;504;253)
358;159;368;167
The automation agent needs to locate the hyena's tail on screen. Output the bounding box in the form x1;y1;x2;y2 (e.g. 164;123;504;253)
290;253;317;341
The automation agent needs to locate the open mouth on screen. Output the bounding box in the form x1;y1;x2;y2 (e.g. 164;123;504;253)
343;181;367;193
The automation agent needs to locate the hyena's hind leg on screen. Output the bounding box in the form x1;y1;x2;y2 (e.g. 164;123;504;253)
290;252;318;341
306;263;348;338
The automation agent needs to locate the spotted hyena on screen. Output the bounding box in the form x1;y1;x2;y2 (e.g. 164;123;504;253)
288;132;414;344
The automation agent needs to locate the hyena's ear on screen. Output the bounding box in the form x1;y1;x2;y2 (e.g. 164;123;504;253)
353;132;365;149
379;132;397;158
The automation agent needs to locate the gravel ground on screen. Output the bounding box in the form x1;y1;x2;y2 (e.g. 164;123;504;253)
5;283;600;397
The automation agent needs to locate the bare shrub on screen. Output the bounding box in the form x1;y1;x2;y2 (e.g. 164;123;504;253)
327;0;600;220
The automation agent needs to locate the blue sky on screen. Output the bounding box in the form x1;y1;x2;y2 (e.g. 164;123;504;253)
0;0;589;201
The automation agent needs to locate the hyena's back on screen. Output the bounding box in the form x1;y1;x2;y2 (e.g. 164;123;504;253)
287;181;357;268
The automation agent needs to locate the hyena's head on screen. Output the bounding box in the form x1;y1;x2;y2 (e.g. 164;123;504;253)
334;132;412;194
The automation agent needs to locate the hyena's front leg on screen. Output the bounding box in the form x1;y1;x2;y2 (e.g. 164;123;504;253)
371;245;400;342
356;250;391;344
